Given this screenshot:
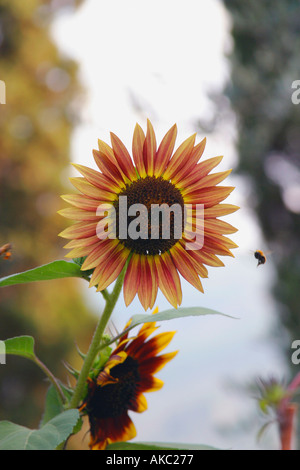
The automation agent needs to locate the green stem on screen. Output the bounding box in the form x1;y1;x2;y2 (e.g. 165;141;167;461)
100;288;110;302
32;355;66;404
96;323;134;352
68;262;128;409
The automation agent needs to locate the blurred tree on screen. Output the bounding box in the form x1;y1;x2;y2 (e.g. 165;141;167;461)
0;0;97;427
222;1;300;373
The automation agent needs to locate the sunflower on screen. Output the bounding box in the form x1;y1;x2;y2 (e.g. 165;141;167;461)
59;120;238;309
79;312;177;450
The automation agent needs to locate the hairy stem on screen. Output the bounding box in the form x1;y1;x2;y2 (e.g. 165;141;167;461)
68;262;128;409
32;355;66;404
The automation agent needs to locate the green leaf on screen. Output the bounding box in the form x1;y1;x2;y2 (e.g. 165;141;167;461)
106;441;219;450
72;257;94;277
0;260;87;288
62;361;80;379
89;346;113;382
131;307;235;325
0;409;80;450
97;345;112;369
113;307;236;341
4;336;35;360
108;307;235;346
40;385;64;426
72;416;83;435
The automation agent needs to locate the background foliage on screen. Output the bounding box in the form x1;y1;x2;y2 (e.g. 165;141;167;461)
223;0;300;372
0;0;95;428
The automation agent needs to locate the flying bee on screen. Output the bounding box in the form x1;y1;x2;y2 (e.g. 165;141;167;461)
254;250;267;267
0;243;12;260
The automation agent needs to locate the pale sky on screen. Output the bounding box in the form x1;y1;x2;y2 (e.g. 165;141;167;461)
54;0;231;137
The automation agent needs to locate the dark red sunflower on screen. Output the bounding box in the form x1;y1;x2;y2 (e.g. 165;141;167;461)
59;120;238;309
80;311;177;450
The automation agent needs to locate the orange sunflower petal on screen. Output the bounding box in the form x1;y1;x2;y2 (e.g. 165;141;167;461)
163;133;196;180
204;218;238;235
58;207;99;222
154;123;177;176
143;119;157;177
181;169;232;196
110;132;137;181
170;243;204;292
69;177;116;201
59;221;96;240
176;155;223;189
135;331;176;360
93;143;125;188
63;234;99;249
71;163;120;193
128;393;148;413
125;324;160;357
61;194;101;211
95;247;130;291
64;242;100;259
172;137;206;185
138;255;158;310
123;253;141;307
137;319;159;338
132;123;146;178
139;351;178;374
90;414;137;450
148;257;158;310
184;186;235;206
138;376;164;392
154;254;182;308
204;203;240;218
82;239;118;271
188;248;225;268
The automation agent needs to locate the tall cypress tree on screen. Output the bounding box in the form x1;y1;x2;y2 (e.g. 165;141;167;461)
223;1;300;372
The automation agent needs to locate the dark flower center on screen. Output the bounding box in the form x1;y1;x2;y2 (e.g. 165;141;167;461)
114;176;185;255
86;356;140;420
